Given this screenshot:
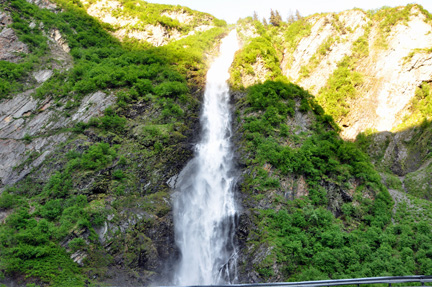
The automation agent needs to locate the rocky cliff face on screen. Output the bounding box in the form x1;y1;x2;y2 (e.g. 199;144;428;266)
235;5;432;202
81;0;217;46
0;8;85;189
2;0;432;285
282;10;368;94
0;0;226;285
281;6;432;140
0;12;29;62
230;6;432;282
0;90;115;188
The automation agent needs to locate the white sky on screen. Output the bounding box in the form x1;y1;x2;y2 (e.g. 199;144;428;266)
147;0;432;24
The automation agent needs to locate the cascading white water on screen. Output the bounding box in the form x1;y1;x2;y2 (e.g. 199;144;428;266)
172;30;240;285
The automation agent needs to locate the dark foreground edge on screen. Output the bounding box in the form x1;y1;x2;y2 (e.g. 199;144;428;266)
160;275;432;287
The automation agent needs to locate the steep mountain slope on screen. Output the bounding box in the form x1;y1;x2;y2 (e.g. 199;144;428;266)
237;5;432;139
1;1;432;286
80;0;225;46
0;0;227;285
231;11;432;282
279;6;432;139
232;80;432;282
234;5;432;214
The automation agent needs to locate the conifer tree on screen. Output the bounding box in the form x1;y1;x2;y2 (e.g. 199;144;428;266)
270;9;282;26
253;11;259;21
295;9;302;20
287;9;295;24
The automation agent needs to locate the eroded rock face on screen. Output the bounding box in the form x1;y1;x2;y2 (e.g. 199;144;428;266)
0;12;29;62
162;10;194;24
280;7;432;140
0;91;115;188
48;28;71;53
82;0;214;46
32;70;54;83
241;56;270;87
285;10;369;94
284;12;364;85
344;8;432;139
25;0;58;11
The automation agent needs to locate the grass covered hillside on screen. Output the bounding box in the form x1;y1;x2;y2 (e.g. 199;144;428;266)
0;0;227;285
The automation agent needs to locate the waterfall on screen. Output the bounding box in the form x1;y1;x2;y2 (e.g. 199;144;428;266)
172;30;240;285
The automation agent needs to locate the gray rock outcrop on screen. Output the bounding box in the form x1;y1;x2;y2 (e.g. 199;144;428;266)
0;12;29;62
280;7;432;139
0;91;115;189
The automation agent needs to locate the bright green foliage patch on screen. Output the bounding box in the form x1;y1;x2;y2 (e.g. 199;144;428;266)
314;23;370;124
409;83;432;122
231;19;284;89
0;60;35;98
241;80;384;198
283;18;313;54
261;206;432;280
100;0;223;32
317;57;363;122
239;80;432;281
0;141;119;284
0;187;89;285
0;0;226;284
1;0;226;102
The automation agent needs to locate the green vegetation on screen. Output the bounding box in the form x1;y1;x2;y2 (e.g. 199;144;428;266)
0;0;226;101
259;204;432;280
0;60;36;98
283;18;312;71
2;0;432;284
240;80;384;202
404;83;432;126
369;4;432;49
238;80;432;281
0;140;121;285
316;56;363;122
404;163;432;199
394;191;432;224
232;6;432;282
95;0;223;33
299;36;337;79
269;9;282;27
283;18;312;54
403;47;432;64
315;24;370;124
231;18;284;89
0;0;227;284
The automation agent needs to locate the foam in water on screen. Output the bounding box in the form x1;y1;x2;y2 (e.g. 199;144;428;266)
172;30;240;285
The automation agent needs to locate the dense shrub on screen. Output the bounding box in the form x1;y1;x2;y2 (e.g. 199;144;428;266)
0;0;227;284
237;80;429;280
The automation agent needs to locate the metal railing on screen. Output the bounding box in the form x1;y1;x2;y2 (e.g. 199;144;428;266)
162;275;432;287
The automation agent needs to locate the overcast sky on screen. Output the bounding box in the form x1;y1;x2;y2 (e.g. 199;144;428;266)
147;0;432;24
